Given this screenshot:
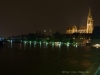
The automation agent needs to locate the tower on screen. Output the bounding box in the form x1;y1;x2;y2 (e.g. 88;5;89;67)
87;7;93;33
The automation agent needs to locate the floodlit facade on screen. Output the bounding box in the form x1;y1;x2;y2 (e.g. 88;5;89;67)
66;7;93;34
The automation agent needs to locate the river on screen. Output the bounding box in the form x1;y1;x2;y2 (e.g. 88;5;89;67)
0;42;100;75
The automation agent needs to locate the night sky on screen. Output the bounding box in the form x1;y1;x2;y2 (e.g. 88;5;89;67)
0;0;100;37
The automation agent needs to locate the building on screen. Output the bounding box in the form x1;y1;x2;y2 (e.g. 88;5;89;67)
91;26;100;44
66;7;93;34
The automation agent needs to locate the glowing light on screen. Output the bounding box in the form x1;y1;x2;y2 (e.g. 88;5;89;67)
93;44;100;48
67;42;70;44
59;43;61;47
29;41;32;44
29;41;32;48
11;40;12;48
46;42;48;44
24;41;26;44
52;43;54;45
44;30;46;32
24;41;26;50
76;45;78;48
73;38;75;39
66;42;70;46
47;38;49;40
7;40;10;42
34;41;36;44
43;42;45;43
58;44;61;50
67;44;69;47
52;43;54;49
46;42;48;48
55;42;61;46
34;41;36;48
52;42;54;45
11;40;12;43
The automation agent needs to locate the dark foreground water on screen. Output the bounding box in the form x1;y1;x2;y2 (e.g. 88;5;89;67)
0;42;100;75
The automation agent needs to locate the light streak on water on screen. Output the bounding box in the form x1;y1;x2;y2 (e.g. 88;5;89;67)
75;45;78;48
11;40;12;48
46;42;48;48
34;41;36;47
24;42;26;50
40;41;42;48
58;43;61;50
52;42;54;49
29;41;32;49
19;43;22;49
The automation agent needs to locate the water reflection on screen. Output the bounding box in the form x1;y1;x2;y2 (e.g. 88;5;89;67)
80;60;92;68
34;41;36;47
22;42;89;50
40;41;41;48
66;44;69;50
67;44;69;47
11;40;12;48
19;43;22;49
4;42;100;75
58;43;61;50
73;45;78;51
58;46;61;50
75;45;78;47
29;41;32;50
46;42;48;48
9;42;97;51
24;42;26;50
52;42;54;49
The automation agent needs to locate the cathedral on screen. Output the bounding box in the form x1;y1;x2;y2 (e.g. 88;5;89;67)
66;7;93;34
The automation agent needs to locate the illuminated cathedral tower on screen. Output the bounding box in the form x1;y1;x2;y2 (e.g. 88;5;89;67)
87;7;93;33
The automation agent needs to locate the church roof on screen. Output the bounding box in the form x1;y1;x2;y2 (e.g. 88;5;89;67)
66;25;87;30
67;25;77;29
78;26;87;29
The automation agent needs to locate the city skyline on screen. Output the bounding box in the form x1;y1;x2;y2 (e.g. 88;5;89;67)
0;0;100;37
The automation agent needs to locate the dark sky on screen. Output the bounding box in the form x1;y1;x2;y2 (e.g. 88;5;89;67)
0;0;100;37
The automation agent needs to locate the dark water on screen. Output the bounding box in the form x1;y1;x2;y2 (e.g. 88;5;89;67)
0;42;100;75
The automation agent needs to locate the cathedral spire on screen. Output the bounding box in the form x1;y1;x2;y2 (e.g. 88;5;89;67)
88;7;92;19
87;7;93;33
